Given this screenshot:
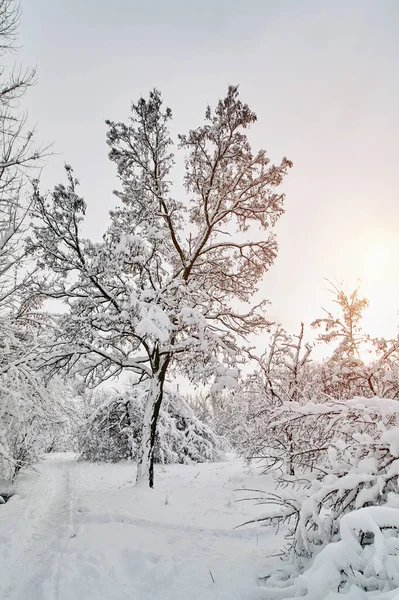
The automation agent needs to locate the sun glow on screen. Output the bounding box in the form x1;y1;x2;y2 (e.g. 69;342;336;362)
358;239;399;340
366;243;390;273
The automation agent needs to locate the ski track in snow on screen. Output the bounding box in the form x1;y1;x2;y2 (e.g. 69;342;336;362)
0;455;279;600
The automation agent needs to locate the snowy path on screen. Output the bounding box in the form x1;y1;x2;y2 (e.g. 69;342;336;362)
0;455;280;600
0;455;79;600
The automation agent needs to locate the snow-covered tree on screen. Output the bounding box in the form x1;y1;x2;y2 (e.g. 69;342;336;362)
364;336;399;399
31;87;292;486
313;282;399;400
0;0;47;313
0;346;75;481
312;281;370;399
232;323;317;474
0;0;54;482
77;384;229;465
245;396;399;599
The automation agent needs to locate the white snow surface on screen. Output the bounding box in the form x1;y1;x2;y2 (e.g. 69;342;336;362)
0;453;281;600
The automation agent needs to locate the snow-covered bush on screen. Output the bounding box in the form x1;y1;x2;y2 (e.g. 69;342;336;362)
186;386;256;451
0;317;74;480
236;317;399;476
77;385;229;465
260;505;399;599
247;396;399;598
224;324;320;474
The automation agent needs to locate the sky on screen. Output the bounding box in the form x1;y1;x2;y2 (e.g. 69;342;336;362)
18;0;399;344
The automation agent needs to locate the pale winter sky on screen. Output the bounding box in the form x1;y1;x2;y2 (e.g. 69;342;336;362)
19;0;399;344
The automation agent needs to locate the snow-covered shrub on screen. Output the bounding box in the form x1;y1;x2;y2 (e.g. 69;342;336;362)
77;385;229;465
225;324;320;474
77;394;139;463
0;318;73;480
187;386;253;450
261;505;399;599
248;396;399;598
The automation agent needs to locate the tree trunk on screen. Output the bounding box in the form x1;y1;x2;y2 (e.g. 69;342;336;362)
136;356;170;488
286;431;295;476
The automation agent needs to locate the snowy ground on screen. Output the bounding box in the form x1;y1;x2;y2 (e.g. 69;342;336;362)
0;454;282;600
